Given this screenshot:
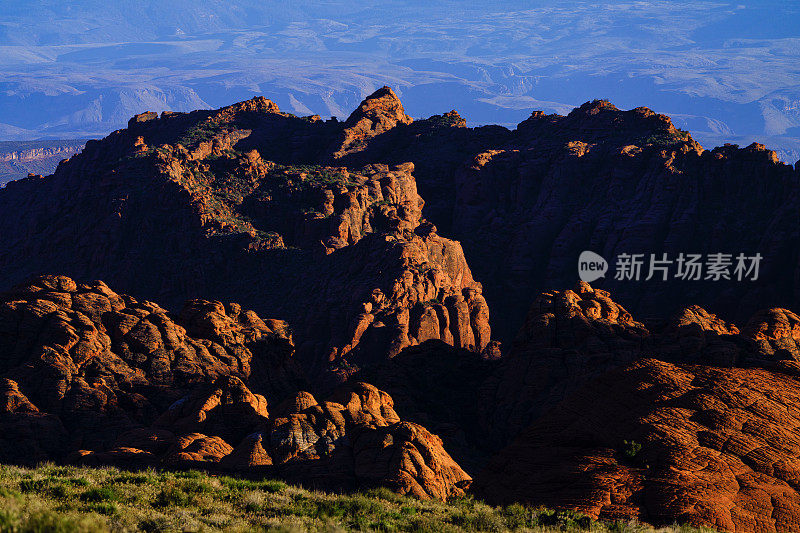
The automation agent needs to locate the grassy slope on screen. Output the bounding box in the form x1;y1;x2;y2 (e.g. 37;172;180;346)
0;464;715;533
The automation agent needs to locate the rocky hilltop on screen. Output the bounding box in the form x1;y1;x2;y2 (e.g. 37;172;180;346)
327;96;800;340
0;91;492;387
1;87;796;347
1;87;799;531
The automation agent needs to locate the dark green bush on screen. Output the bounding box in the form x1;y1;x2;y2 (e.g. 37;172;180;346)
173;470;204;480
179;479;212;494
80;487;118;503
19;478;47;493
112;473;151;485
87;502;118;516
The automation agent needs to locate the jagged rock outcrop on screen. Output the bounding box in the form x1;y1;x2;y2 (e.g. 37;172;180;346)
468;282;800;532
76;378;470;500
261;381;471;499
0;275;302;453
479;283;650;446
329;86;413;159
5;88;796;374
3;89;796;353
451;104;800;340
321;96;800;343
0;378;68;465
153;375;270;445
354;339;500;473
0;93;492;386
481;282;800;450
653;305;745;366
0;275;470;500
743;308;800;361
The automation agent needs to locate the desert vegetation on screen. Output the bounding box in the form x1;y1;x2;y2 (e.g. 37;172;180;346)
0;464;716;533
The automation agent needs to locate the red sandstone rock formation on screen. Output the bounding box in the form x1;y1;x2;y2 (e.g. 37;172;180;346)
327;96;799;343
475;358;800;532
0;275;470;500
0;92;492;385
479;282;650;446
0;275;300;453
330;86;413;159
1;87;799;526
473;282;800;532
480;282;800;449
74;379;470;500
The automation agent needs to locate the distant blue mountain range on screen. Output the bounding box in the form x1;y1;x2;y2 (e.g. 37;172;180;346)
0;0;798;162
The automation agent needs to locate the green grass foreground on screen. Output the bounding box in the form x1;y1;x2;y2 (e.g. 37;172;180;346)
0;464;715;533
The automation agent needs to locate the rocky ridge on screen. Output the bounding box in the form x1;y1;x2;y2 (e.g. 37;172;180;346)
3;262;800;530
327;96;800;341
476;359;800;532
0;91;492;387
2;86;798;350
479;282;800;448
